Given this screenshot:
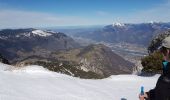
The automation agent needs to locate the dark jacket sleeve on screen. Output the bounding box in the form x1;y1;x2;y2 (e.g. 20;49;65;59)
145;89;155;100
145;75;163;100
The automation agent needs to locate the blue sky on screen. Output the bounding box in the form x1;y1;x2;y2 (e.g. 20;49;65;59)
0;0;170;28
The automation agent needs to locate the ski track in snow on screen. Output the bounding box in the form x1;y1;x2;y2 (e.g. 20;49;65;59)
0;63;159;100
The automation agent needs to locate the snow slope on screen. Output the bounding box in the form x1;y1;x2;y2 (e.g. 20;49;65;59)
112;22;125;27
32;30;52;37
0;63;159;100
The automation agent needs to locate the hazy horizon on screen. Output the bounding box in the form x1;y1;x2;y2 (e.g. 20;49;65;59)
0;0;170;29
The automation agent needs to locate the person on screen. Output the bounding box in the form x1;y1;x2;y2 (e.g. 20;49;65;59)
139;36;170;100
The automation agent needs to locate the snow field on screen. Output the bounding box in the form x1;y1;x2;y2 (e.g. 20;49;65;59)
0;63;159;100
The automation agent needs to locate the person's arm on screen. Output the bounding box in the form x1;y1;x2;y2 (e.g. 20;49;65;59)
146;89;155;100
139;89;155;100
139;92;148;100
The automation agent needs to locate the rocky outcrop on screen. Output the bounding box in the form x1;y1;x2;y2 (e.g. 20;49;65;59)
0;54;9;64
148;30;170;54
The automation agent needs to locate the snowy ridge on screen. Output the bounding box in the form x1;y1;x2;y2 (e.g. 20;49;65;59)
112;22;125;27
0;36;8;40
108;74;159;81
0;63;14;71
32;30;52;37
0;62;159;100
12;65;51;74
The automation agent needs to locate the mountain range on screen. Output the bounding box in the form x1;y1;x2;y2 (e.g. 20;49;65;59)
72;22;170;46
0;28;79;63
0;28;134;78
18;44;133;78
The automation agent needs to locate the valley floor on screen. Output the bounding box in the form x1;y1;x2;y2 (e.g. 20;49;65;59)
0;63;159;100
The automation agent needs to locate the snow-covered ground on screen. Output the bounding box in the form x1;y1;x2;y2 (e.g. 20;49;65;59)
0;63;159;100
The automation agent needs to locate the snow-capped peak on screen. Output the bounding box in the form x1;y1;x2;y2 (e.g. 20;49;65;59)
112;22;125;27
149;21;163;24
149;21;155;24
32;30;52;37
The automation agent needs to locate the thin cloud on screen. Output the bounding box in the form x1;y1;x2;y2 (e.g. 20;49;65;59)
0;10;99;29
0;0;170;29
118;0;170;23
96;11;110;16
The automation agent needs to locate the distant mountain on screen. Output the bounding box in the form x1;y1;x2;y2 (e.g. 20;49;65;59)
74;22;170;46
0;28;80;63
17;44;134;79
